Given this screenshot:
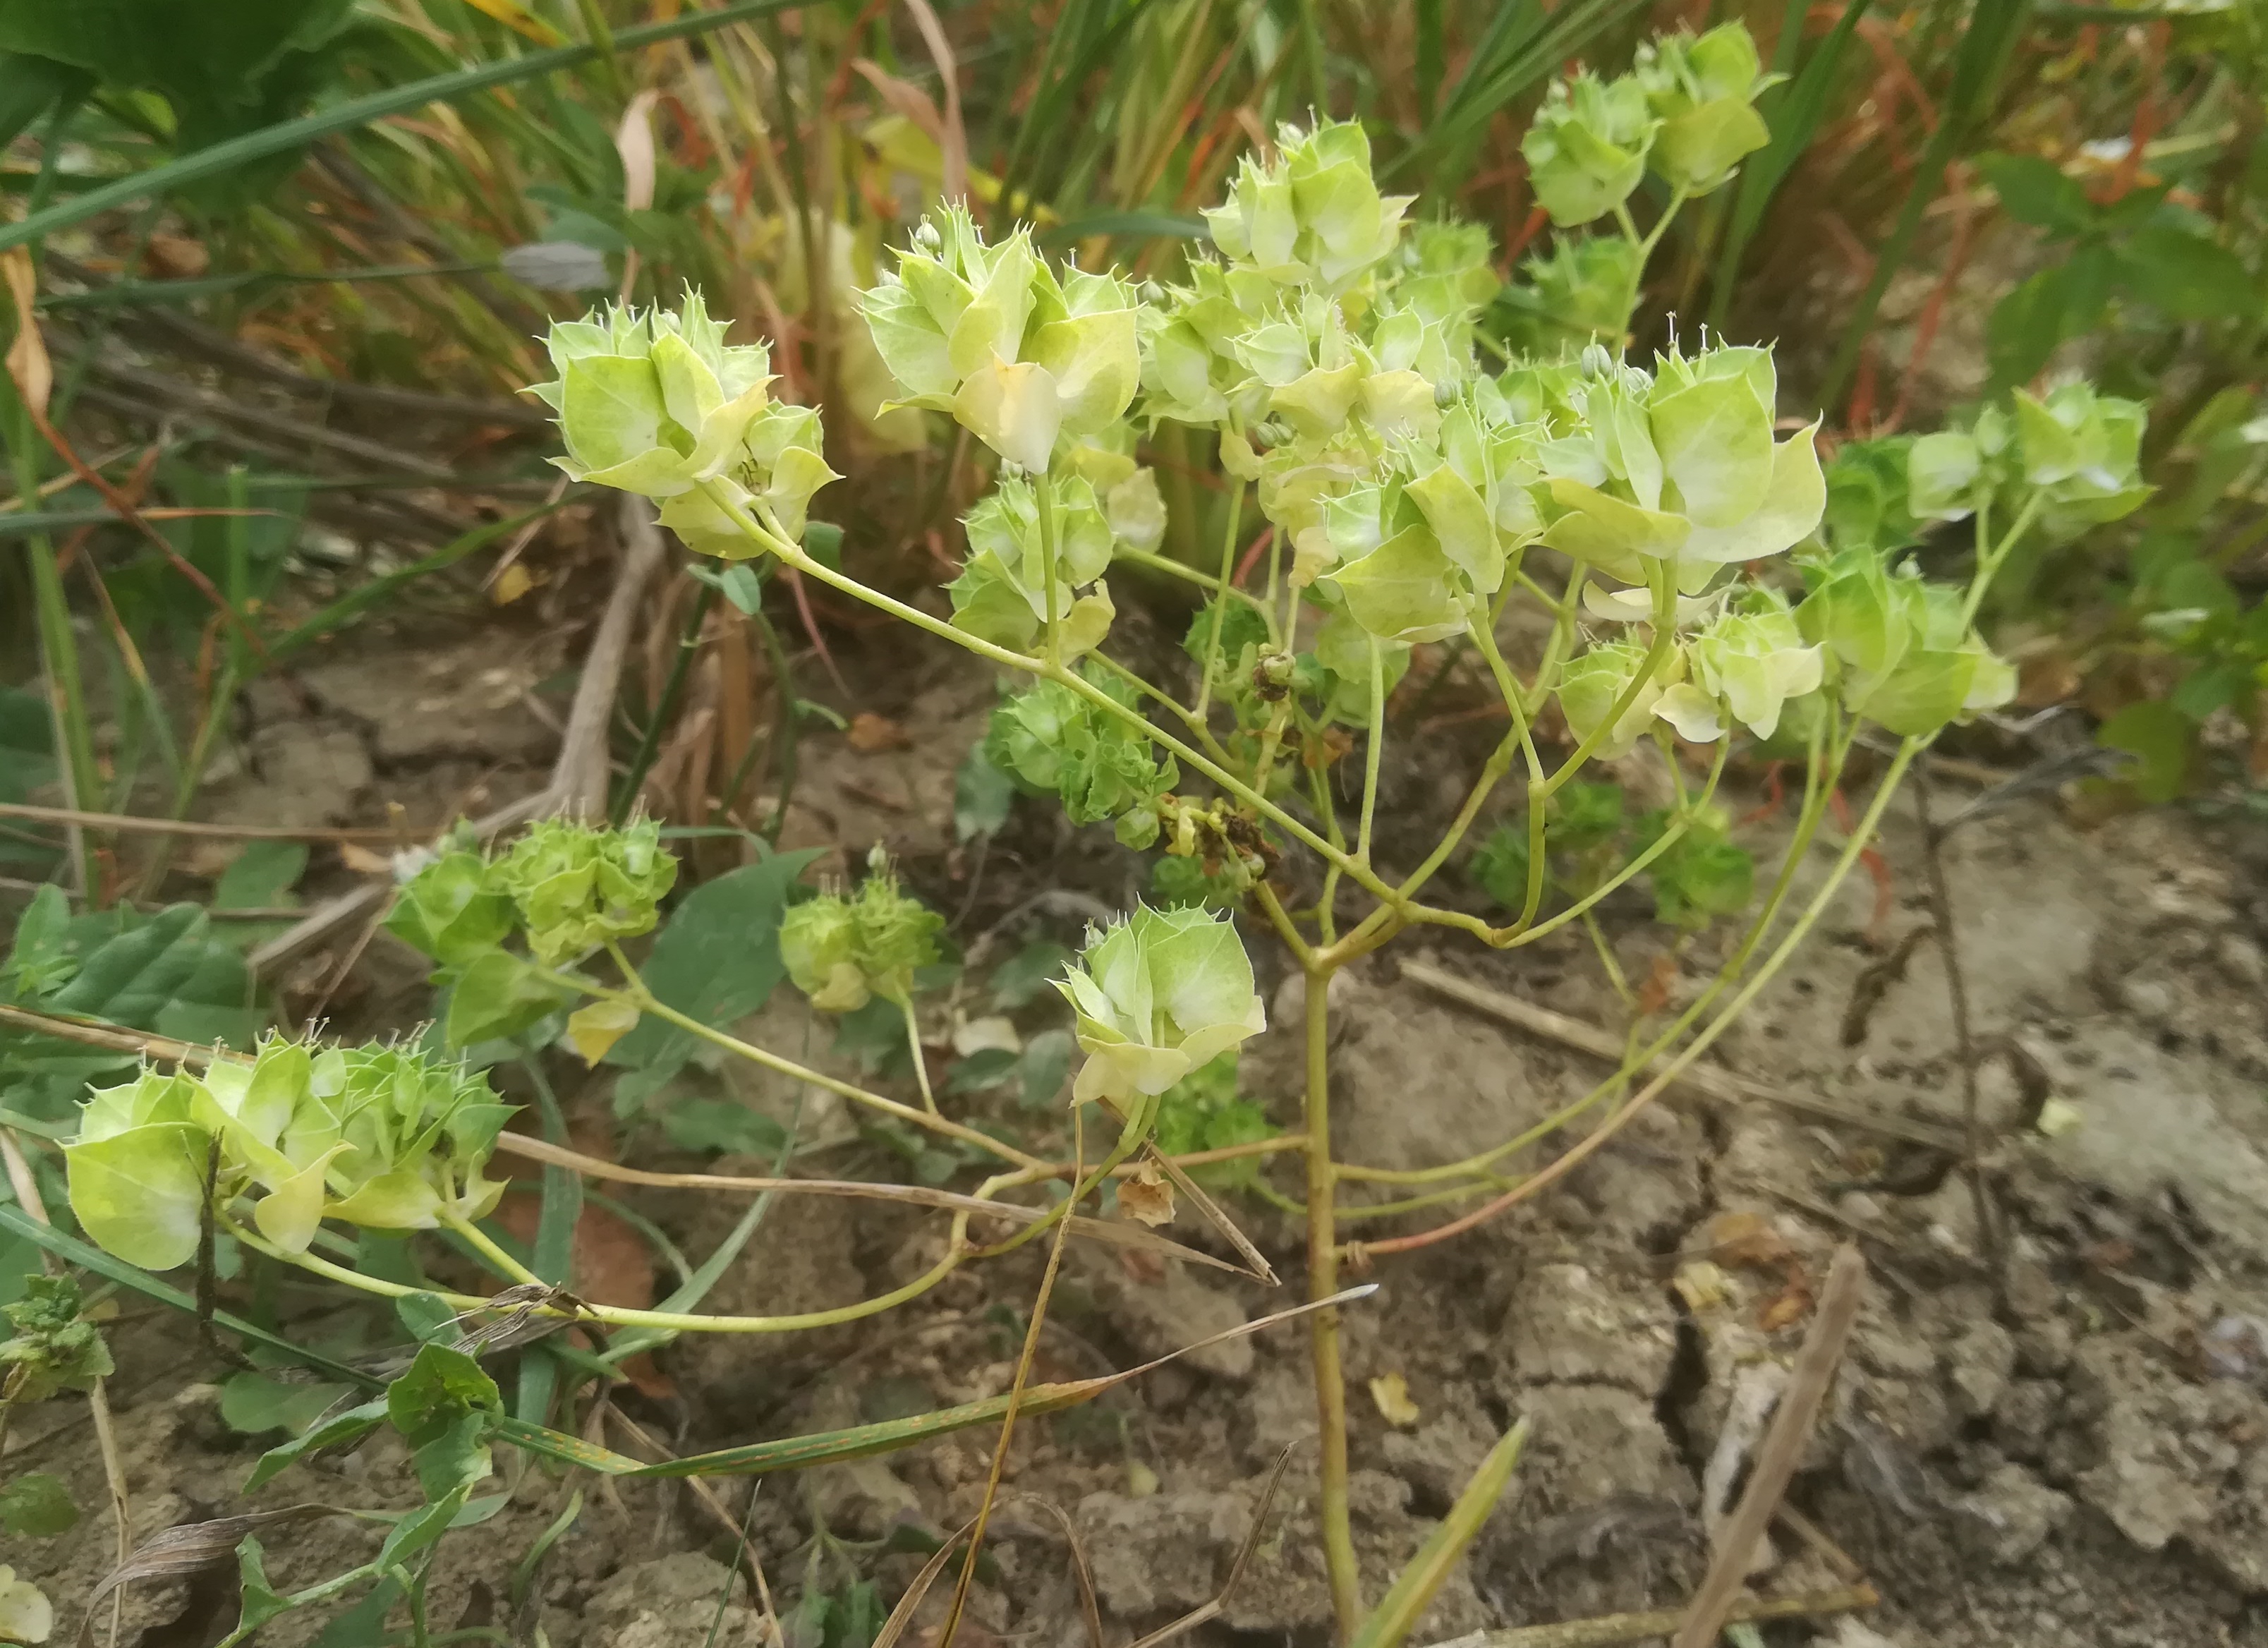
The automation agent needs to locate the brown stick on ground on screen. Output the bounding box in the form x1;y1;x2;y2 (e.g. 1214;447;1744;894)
1421;1585;1880;1648
1670;1244;1869;1648
246;495;669;974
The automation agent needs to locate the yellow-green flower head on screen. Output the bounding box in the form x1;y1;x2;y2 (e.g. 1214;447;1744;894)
1687;589;1824;740
947;473;1119;658
1536;341;1824;595
1054;904;1266;1110
779;867;945;1013
1203;119;1414;292
533;294;839;555
491;817;678;966
1383;219;1503;329
1796;550;2015;736
1634;23;1778;196
1521;70;1658;228
63;1038;511;1271
859;203;1141;472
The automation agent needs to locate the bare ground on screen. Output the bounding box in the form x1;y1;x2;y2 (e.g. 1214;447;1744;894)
8;621;2268;1648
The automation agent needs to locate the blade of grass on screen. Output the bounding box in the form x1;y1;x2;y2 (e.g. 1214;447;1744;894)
0;0;811;255
0;1201;380;1387
1350;1417;1531;1648
502;1284;1379;1479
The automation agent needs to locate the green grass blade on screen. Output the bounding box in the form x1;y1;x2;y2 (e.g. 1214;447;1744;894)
266;502;570;662
0;0;807;255
0;1201;381;1388
1349;1416;1531;1648
1035;210;1206;246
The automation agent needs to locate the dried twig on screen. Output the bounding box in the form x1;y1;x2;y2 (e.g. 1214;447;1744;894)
1910;767;2005;1294
1669;1244;1869;1648
1402;961;1966;1153
1421;1585;1880;1648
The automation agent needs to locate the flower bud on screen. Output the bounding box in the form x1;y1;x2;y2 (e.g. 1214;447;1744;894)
491;817;678;965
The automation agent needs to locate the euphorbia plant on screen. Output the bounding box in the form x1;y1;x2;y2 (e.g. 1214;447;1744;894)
46;23;2149;1646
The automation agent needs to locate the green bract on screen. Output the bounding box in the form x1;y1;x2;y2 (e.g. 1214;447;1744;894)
1203;119;1412;293
1054;905;1266;1109
1634;24;1778;196
63;1038;512;1271
1521;70;1657;228
779;868;944;1014
490;818;677;966
1537;341;1826;595
2011;382;2151;537
1556;639;1704;757
947;472;1119;658
0;1276;114;1402
1797;549;2017;736
1687;591;1824;740
859;205;1140;473
530;294;839;555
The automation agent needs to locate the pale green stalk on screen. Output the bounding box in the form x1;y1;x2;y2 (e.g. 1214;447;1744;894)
1191;475;1249;722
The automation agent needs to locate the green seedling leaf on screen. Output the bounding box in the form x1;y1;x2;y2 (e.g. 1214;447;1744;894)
945;1047;1019;1095
2098;699;2196;804
1976;152;2094;234
387;1343;502;1502
44;904;229;1031
2116;226;2255;322
222;1371;355;1438
608;849;823;1103
0;1472;77;1537
1018;1028;1075;1111
395;1291;461;1345
660;1098;787;1157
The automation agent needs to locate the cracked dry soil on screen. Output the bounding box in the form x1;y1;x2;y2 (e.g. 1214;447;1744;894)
8;626;2268;1648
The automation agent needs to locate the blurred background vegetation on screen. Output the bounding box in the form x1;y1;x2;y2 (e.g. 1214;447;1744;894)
1;0;2264;892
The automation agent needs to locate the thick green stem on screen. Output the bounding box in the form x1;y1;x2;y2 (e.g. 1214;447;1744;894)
1304;966;1361;1638
1037;467;1063;665
899;995;937;1113
1356;638;1385;864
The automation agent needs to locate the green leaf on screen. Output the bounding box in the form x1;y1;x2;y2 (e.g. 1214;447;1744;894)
989;940;1072;1010
660;1099;787;1157
1987;250;2112;391
2116;226;2255;322
44;904;221;1029
1017;1028;1075;1111
953;741;1017;842
607;849;822;1103
3;882;73;998
442;951;569;1048
945;1047;1019;1096
1468;824;1534;914
0;1472;77;1537
221;1370;355;1438
213;841;308;911
2098;699;2195;804
230;1535;293;1640
396;1291;461;1345
1976;152;2094;233
243;1398;387;1493
387;1343;500;1501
